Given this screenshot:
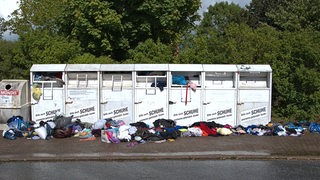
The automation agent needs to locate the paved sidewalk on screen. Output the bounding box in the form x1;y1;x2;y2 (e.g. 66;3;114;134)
1;130;320;162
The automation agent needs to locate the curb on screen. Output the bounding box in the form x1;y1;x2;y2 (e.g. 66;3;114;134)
1;151;320;162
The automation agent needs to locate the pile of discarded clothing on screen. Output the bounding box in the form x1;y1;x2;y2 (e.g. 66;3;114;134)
2;115;320;144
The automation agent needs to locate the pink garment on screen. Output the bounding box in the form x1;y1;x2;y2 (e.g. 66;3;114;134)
188;82;197;91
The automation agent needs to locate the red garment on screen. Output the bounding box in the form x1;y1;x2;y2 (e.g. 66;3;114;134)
224;124;233;129
200;123;217;136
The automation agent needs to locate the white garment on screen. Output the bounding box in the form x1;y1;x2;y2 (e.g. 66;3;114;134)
117;125;132;141
188;127;203;136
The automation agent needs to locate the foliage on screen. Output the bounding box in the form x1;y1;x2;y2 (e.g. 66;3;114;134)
266;0;320;31
59;0;201;61
1;0;320;121
8;0;67;34
124;39;174;64
69;53;117;64
246;0;282;28
59;0;124;59
199;2;247;34
0;40;18;79
272;31;320;120
0;17;6;39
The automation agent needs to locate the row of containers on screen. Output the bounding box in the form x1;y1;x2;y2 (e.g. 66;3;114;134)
0;64;272;127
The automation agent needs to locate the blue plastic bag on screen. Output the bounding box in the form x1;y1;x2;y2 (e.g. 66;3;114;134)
7;116;28;131
309;122;320;133
172;75;187;85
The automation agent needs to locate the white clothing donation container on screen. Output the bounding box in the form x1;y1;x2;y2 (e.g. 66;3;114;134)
65;64;100;123
100;64;134;125
236;65;272;126
30;64;66;122
169;64;203;126
0;80;30;123
202;65;237;126
134;64;169;127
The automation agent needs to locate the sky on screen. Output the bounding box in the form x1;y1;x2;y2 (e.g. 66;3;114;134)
0;0;19;20
200;0;251;15
0;0;251;40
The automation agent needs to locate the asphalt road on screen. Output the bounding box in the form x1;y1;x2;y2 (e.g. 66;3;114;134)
0;160;319;180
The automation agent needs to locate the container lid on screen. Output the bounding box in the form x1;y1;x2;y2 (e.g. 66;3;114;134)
65;64;100;72
100;64;134;71
169;64;203;71
30;64;67;72
203;64;237;72
237;64;272;72
134;64;169;71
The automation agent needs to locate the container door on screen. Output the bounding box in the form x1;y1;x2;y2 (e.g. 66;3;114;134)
169;71;202;126
203;71;237;126
237;68;272;126
30;72;65;123
65;72;99;123
0;80;30;123
101;72;133;125
134;71;168;126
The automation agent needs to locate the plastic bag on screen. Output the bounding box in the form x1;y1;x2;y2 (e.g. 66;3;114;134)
53;115;73;129
7;116;28;131
3;130;16;140
172;75;187;85
92;119;106;130
309;122;320;133
35;126;47;140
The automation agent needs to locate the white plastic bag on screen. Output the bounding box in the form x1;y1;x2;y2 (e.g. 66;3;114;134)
35;126;47;140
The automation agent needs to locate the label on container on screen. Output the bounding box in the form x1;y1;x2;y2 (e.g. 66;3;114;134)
206;108;233;121
173;108;199;121
241;106;267;121
103;106;129;119
0;90;19;96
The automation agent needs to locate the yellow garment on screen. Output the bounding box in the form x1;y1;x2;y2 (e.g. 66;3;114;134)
267;123;274;127
178;128;188;132
32;84;42;102
217;128;233;136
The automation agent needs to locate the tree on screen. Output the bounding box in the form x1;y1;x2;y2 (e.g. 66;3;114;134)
199;2;247;34
68;53;116;64
246;0;282;28
8;0;67;35
247;0;320;31
0;17;6;39
123;39;174;64
5;0;82;78
59;0;201;61
8;0;201;62
272;30;320;120
59;0;124;59
267;0;320;31
0;40;18;79
179;2;249;64
7;30;82;78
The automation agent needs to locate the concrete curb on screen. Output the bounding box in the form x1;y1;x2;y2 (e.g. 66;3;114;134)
1;151;320;162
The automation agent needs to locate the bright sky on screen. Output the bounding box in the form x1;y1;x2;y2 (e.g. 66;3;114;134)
0;0;20;20
199;0;251;16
